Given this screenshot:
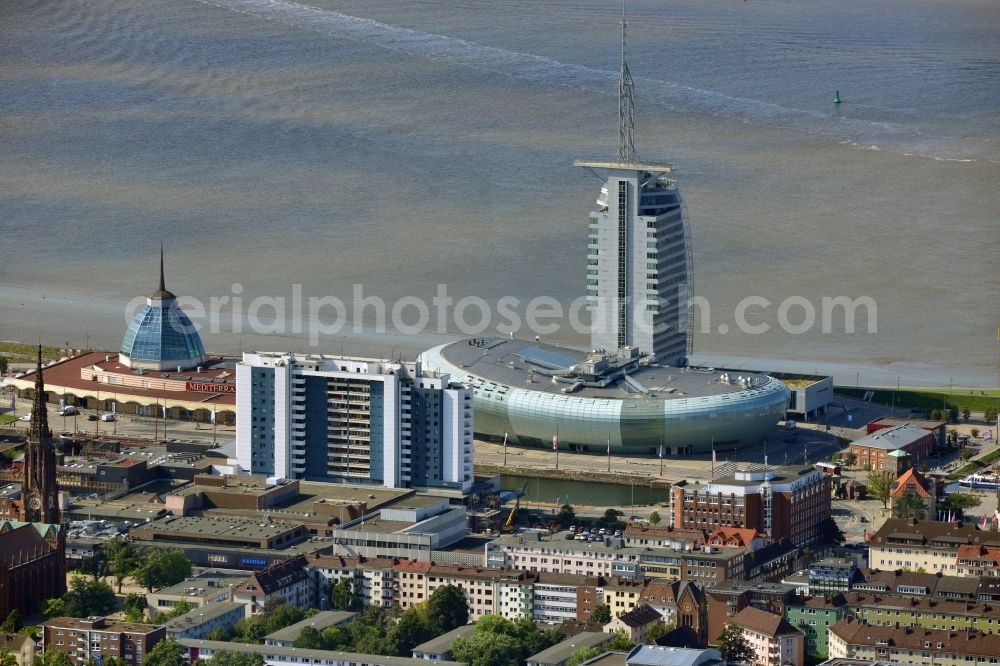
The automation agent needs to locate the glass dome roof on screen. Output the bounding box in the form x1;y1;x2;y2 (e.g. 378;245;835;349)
119;247;206;370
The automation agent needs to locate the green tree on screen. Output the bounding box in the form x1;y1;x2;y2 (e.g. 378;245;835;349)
866;469;895;509
452;632;522;666
425;584;469;635
231;616;268;645
962;408;972;422
844;452;858;467
205;628;230;642
41;598;67;620
123;593;146;623
145;638;188;666
648;511;661;525
347;607;398;656
64;576;117;617
102;538;142;593
939;492;981;517
603;509;620;524
134;549;192;593
820;517;846;545
207;652;264;666
984;406;998;424
158;600;195;622
716;623;754;664
892;490;927;520
262;604;307;635
589;603;611;624
605;629;634;651
0;610;21;633
39;649;74;666
293;626;325;650
961;448;975;461
645;622;672;644
567;646;604;666
556;504;576;529
971;428;981;439
388;607;432;656
0;648;17;666
329;579;362;612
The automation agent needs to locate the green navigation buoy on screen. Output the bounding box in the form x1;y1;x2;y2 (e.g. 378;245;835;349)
834;90;842;104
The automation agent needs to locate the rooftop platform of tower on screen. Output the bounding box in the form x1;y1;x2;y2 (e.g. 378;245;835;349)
436;337;775;401
574;159;674;173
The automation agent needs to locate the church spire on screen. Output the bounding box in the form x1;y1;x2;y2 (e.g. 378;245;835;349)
159;241;166;294
23;345;59;524
29;346;50;442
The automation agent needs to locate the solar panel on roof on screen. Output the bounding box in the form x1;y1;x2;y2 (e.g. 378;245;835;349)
517;346;577;370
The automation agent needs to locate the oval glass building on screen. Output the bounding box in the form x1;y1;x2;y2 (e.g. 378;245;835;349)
420;338;789;456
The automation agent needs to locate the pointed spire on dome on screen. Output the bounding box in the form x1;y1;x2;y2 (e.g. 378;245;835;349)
149;242;176;300
29;345;51;442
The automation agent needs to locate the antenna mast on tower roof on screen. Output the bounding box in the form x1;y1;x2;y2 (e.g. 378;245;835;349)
617;2;637;163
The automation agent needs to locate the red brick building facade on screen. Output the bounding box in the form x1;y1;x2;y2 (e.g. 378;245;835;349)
671;465;831;546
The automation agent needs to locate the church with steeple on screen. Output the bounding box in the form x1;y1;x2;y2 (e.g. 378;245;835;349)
0;347;66;618
21;347;61;524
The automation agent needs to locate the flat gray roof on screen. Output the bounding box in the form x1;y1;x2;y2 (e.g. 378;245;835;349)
527;632;610;666
411;624;476;657
265;611;357;643
165;602;245;631
136;515;302;540
177;639;465;666
491;531;743;562
153;570;251;598
438;338;772;401
852;424;930;450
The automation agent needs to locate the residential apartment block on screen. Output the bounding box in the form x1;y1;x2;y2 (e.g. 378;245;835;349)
42;617;165;666
236;353;473;493
828;618;1000;666
233;555;314;614
729;606;804;666
869;519;1000;576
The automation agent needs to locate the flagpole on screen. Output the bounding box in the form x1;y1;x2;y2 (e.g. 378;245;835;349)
711;437;715;480
555;426;559;471
607;431;612;472
659;430;665;476
503;431;508;466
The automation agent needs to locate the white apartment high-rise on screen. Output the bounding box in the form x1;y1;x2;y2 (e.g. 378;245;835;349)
235;352;474;493
576;14;692;365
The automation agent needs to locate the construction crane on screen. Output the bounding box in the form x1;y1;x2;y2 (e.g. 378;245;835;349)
501;482;528;533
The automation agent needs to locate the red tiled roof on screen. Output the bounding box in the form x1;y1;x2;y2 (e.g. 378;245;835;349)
394;560;432;574
730;606;802;638
957;545;1000;566
708;527;759;548
13;352;236;407
890;468;932;498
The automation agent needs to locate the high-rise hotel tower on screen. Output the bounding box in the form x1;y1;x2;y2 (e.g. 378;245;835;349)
576;15;692;365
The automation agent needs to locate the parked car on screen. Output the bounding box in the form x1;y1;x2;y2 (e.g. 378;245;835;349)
87;414;98;421
58;406;78;416
100;413;115;422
